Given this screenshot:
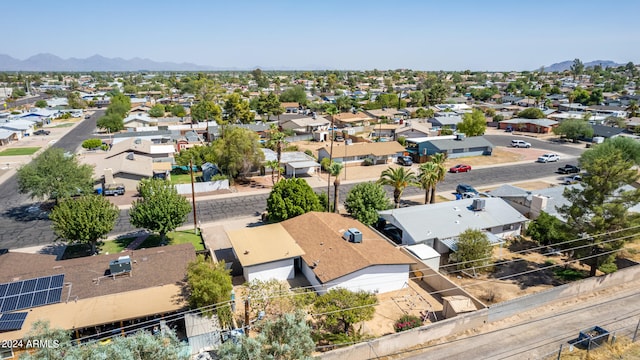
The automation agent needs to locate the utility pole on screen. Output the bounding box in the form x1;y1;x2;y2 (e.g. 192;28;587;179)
189;159;198;236
327;114;335;212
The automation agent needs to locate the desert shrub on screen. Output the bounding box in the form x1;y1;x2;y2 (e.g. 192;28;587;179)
320;157;331;171
363;158;374;166
394;314;422;332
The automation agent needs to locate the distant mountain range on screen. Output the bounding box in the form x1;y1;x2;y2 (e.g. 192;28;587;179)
0;53;222;71
542;60;624;72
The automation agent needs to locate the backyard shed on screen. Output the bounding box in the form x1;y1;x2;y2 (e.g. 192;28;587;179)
442;295;478;319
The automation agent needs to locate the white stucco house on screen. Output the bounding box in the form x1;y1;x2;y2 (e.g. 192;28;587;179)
226;212;415;294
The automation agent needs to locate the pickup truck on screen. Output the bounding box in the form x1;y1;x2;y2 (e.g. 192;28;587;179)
563;174;582;185
557;164;580;174
103;184;125;196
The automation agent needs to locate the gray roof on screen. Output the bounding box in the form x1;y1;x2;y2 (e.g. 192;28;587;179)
426;136;494;151
112;129;174;138
378;198;526;244
500;118;558;127
487;184;531;198
261;148;316;163
0;129;15;139
429;116;463;126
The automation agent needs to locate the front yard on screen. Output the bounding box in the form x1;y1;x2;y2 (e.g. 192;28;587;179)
0;147;40;156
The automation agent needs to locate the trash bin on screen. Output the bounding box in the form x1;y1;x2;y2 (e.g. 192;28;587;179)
586;143;591;148
96;188;103;195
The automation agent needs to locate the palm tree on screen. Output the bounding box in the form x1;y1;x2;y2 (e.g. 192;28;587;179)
627;100;639;118
266;124;287;183
377;167;417;208
418;162;439;204
429;153;447;204
265;160;280;185
329;162;344;213
325;105;339;212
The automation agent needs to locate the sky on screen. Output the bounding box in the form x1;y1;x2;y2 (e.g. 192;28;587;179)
4;0;640;71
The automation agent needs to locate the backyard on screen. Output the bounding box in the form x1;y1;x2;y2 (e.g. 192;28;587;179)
0;147;40;156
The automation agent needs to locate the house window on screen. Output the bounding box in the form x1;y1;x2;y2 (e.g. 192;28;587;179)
503;224;515;231
0;348;13;360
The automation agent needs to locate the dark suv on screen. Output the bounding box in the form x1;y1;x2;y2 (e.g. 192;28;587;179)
397;156;413;166
456;183;478;195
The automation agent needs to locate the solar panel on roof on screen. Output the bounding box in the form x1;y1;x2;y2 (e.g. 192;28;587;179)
0;274;65;313
0;312;28;332
31;291;48;307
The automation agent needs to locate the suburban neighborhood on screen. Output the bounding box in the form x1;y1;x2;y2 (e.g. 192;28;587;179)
2;3;640;356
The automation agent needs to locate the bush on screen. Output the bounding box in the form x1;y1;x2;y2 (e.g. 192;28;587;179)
320;157;331;171
211;174;228;181
304;149;314;158
363;158;374;166
100;144;109;151
394;314;422;332
397;136;407;146
171;167;189;175
598;262;617;274
82;138;103;149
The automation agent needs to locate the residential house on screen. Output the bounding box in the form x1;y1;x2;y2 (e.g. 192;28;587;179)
371;123;401;139
123;114;154;129
226;212;415;294
106;138;175;162
261;149;320;177
317;141;406;166
0;120;37;140
279;115;330;134
428;115;463;130
111;130;174;145
0;129;18;146
378;198;526;256
0;244;196;356
281;102;300;113
498;118;558;133
331;111;374;127
394;120;434;140
591;125;625;139
405;135;493;159
586;105;627;119
364;108;406;122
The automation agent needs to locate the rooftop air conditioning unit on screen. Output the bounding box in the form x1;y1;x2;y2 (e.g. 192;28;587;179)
472;198;485;211
456;133;466;141
342;228;363;243
126;152;134;160
109;255;132;274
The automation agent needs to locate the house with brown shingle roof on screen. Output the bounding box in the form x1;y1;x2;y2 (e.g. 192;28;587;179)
0;244;195;342
331;111;374;127
225;212;415;294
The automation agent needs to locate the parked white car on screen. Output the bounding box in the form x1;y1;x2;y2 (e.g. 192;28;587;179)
537;153;560;163
511;139;531;148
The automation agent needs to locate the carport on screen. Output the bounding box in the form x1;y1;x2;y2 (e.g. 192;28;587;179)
285;160;320;178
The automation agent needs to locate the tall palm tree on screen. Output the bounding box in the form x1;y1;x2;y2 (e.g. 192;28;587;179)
329;162;344;213
266;124;287;183
377;167;417;208
418;162;439;204
627;100;639;118
429;153;447;204
325;105;339;212
265;160;280;185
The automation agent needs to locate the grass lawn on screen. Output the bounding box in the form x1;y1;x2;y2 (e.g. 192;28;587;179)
98;230;205;255
51;123;74;128
138;230;205;251
0;147;41;156
99;237;136;255
170;172;203;184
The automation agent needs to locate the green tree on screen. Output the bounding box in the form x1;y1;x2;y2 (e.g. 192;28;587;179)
457;108;487;136
187;255;233;327
218;311;314;360
129;178;191;242
67;91;87;109
224;93;254;124
251;68;270;89
97;113;125;132
17;148;93;203
450;228;493;271
212;127;264;179
517;108;545;119
428;153;447;203
81;138;103;149
571;87;590;105
552;119;593;142
256;92;281;120
526;211;568;246
414;107;433;118
266;178;323;222
168;104;187;117
265;159;282;185
35;99;47;108
581;136;640;165
627;100;639;118
49;195;119;255
344;182;391;225
418;162;439;204
20;320;189;360
279;85;307;105
558;146;640;276
106;93;131;118
377;166;417;208
174;144;216;167
191;100;222;123
148;104;165;117
329;162;343;213
571;58;584;80
313;289;378;334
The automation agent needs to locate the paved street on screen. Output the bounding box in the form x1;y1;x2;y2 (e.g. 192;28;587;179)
0;128;585;250
401;283;640;359
0;110;103;249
